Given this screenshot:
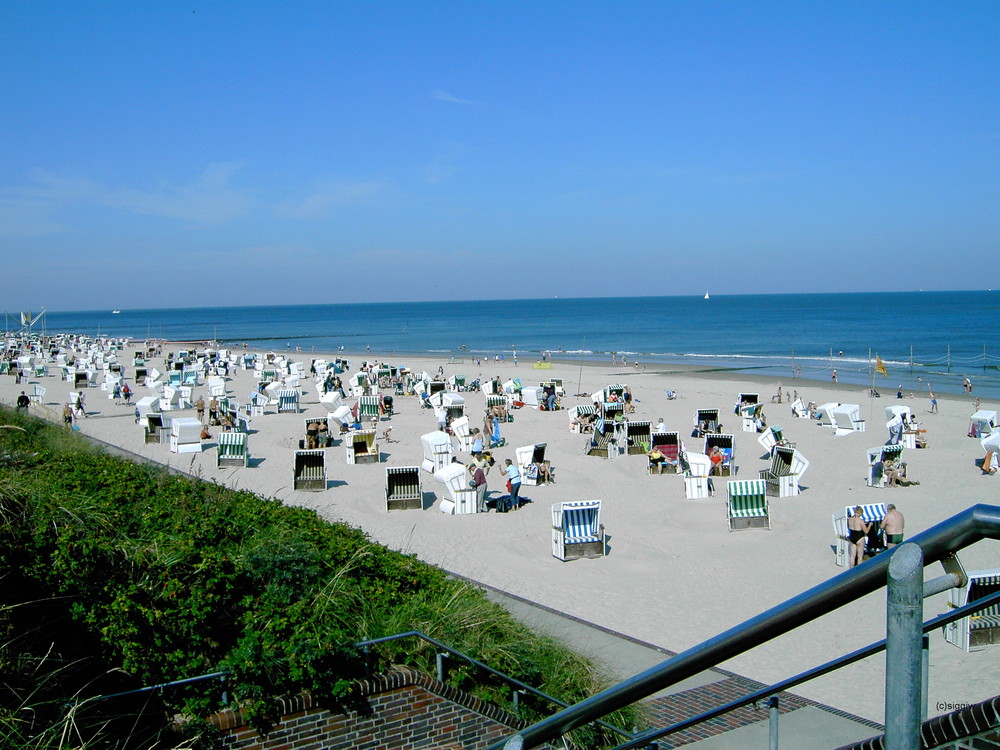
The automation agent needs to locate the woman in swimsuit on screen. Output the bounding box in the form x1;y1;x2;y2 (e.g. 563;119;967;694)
848;506;871;568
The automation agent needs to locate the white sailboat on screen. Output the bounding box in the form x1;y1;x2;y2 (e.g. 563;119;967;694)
703;292;710;300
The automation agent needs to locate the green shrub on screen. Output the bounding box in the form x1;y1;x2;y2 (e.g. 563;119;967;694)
0;407;637;747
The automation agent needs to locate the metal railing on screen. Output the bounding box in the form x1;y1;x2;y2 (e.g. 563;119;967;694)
488;504;1000;750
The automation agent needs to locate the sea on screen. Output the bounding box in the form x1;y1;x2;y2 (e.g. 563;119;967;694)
14;291;1000;399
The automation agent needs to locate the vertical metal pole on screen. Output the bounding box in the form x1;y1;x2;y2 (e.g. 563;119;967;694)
885;543;923;750
436;652;446;682
769;695;779;750
921;635;929;722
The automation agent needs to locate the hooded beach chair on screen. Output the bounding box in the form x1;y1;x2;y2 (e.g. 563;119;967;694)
648;431;680;474
207;376;226;397
319;390;343;413
981;430;1000;474
680;451;712;499
569;403;597;433
346;429;379;464
247;390;269;417
277;389;300;414
624;420;652;455
520;386;543;409
584;419;617;458
433;462;477;514
451;415;473;451
758;446;809;497
447;374;467;392
831;403;865;435
293;449;327;491
420;430;453;473
358;395;381;419
693;408;720;436
757;424;794;457
30;384;46;403
169;417;203;454
969;410;999;439
217;431;248;468
704;433;735;476
516;442;549;485
143;413;168;444
831;503;887;567
944;570;1000;652
739;403;764;432
385;466;422;511
815;402;840;427
551;500;606;561
727;479;770;531
789;398;809;419
866;444;904;487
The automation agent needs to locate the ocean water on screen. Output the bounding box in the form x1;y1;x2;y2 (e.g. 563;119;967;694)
16;291;1000;398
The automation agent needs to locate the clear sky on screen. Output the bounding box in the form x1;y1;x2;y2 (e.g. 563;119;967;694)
2;2;998;311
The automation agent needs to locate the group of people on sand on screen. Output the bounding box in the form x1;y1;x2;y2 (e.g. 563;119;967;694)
847;504;905;568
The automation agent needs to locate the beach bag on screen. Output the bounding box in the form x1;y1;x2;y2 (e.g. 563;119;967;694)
496;495;510;513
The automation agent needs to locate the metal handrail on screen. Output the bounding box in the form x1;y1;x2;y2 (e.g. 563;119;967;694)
355;630;634;741
609;589;1000;750
488;504;1000;750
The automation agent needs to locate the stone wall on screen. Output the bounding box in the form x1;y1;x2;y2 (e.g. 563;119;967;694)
206;666;530;750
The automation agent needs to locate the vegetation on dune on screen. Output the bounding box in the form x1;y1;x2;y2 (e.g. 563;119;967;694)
0;407;637;748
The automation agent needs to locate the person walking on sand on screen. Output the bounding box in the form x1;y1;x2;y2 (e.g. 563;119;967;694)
75;391;87;418
62;403;74;428
929;390;938;414
848;506;871;568
881;504;905;548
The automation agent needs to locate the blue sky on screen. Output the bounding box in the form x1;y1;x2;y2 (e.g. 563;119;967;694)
2;2;998;311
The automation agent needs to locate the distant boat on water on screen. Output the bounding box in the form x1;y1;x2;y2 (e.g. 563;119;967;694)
704;292;710;300
112;310;121;314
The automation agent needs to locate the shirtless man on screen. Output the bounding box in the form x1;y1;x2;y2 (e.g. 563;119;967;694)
881;504;905;547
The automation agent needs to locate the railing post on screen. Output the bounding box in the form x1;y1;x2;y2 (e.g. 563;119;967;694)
921;634;929;722
885;543;923;750
220;674;228;706
436;652;447;683
768;695;779;750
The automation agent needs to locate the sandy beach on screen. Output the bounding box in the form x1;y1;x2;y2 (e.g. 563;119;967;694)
6;347;999;727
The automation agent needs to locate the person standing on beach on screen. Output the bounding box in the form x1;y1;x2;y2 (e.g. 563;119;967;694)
62;403;74;428
831;369;838;383
848;506;870;568
504;458;521;511
195;395;205;423
929;391;938;413
881;504;905;547
75;391;87;418
16;391;30;412
469;463;488;513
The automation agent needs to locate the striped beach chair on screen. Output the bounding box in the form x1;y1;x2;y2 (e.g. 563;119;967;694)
625;420;651;455
277;389;300;414
584;420;616;458
704;433;735;476
516;442;549;485
831;503;886;566
758;446;809;497
217;431;248;468
385;466;422;512
551;500;606;561
866;444;904;488
570;403;597;433
693;408;720;435
727;479;770;531
346;429;379;464
293;449;326;491
945;570;1000;652
648;431;680;474
358;395;381;419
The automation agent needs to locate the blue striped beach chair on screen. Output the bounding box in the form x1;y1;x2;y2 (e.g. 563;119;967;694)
831;503;886;566
704;433;735;476
277;389;300;414
945;570;1000;652
551;500;606;561
727;479;770;531
217;431;248;468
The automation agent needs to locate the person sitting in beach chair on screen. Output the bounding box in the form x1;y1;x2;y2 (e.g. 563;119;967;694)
488;415;505;449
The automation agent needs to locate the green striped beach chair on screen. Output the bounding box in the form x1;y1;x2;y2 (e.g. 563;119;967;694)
217;431;248;468
358;395;381;418
551;500;606;561
727;479;770;531
277;389;300;414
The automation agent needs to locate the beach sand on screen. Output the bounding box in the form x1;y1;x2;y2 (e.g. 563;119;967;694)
8;350;999;726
